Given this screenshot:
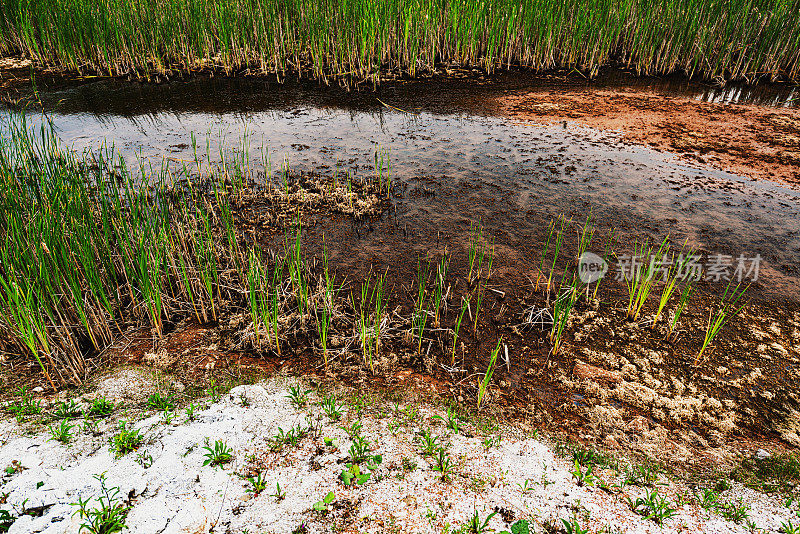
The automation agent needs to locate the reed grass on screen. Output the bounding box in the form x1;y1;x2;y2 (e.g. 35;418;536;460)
433;253;449;327
472;285;484;334
576;211;595;261
0;114;256;385
451;295;470;366
1;0;798;83
413;257;431;354
652;244;694;328
315;300;331;371
695;281;749;365
477;338;502;410
355;275;374;372
668;282;692;339
314;245;338;370
591;228;616;300
374;146;391;197
539;215;568;292
247;248;264;346
549;273;580;355
352;270;386;373
623;236;669;321
285;218;309;315
372;271;386;363
467;222;484;284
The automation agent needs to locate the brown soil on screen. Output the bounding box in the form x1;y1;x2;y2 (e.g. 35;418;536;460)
500;89;800;189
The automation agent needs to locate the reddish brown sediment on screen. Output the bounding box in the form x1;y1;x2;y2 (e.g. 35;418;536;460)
499;89;800;189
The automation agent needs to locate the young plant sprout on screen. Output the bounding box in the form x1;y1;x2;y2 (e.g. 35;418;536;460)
477;339;502;410
695;281;749;365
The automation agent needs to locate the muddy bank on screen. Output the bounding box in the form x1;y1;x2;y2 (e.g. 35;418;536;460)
500;88;800;189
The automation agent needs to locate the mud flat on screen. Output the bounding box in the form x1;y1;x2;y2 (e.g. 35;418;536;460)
500;87;800;188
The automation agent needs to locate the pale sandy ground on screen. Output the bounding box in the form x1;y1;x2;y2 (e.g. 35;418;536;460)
0;370;797;534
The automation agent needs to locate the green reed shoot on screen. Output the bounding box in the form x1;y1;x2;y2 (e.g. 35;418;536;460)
624;236;670;321
472;284;484;334
285;218;308;315
247;248;262;346
478;338;502;410
451;295;470;365
695;281;749;365
374;146;391;197
652;244;694;328
355;274;374;372
467;221;484;283
269;263;283;356
539;215;568;291
549;273;580;355
592;228;617;300
433;253;449;327
315;298;331;372
372;272;386;361
196;205;219;321
484;240;495;281
668;283;692;338
413;258;431;354
577;211;595;260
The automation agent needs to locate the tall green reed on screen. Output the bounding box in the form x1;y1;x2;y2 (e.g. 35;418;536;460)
2;0;797;84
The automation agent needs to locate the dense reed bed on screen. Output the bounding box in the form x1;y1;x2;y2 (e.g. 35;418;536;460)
1;0;799;83
0;116;249;387
0;114;395;389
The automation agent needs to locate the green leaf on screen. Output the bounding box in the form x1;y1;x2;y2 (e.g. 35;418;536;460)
340;469;354;485
323;491;335;504
511;519;530;534
312;501;326;511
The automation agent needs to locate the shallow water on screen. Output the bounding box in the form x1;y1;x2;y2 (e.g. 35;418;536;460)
11;74;800;302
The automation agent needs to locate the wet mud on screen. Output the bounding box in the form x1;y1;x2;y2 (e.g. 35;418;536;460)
501;89;800;188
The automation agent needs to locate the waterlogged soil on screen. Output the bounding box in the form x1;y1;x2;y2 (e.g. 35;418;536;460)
2;67;800;471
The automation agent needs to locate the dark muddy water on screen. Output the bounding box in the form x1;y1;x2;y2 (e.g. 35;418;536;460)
9;73;800;302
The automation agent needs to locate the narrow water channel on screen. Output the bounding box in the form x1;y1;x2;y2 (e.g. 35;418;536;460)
8;73;800;302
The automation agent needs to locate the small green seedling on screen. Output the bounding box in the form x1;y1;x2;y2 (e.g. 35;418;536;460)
48;420;74;444
286;385;312;408
71;473;129;534
110;422;143;457
147;392;176;411
246;472;268;495
312;491;335;512
269;482;286;501
86;397;115;418
53;399;82;419
202;440;233;467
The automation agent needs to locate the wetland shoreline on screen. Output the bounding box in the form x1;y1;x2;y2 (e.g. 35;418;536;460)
0;65;799;501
